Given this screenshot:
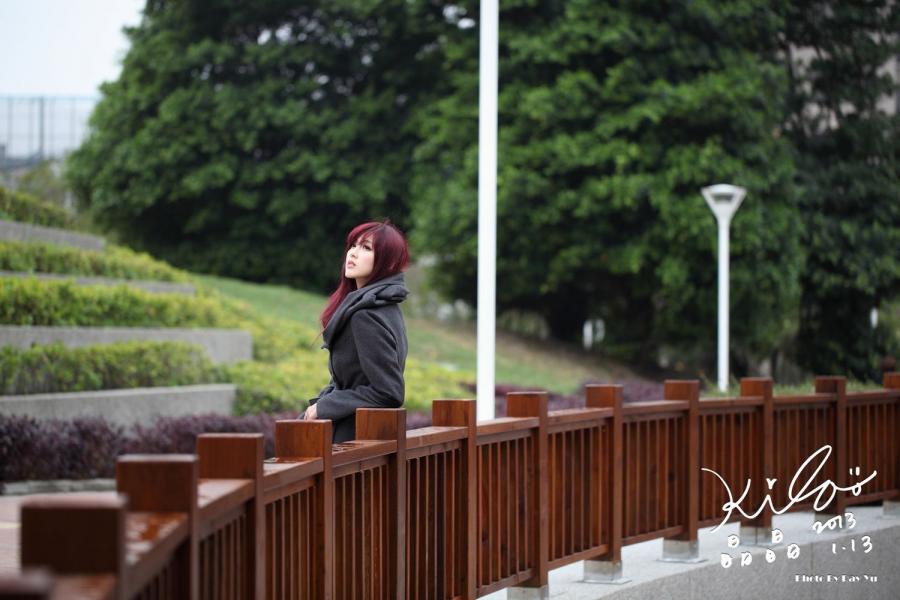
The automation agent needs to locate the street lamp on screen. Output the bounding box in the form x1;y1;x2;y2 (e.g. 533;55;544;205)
701;184;746;392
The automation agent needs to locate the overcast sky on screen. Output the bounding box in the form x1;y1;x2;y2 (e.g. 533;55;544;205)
0;0;145;97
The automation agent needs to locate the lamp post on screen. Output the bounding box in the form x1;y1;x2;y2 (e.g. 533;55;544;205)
701;184;746;392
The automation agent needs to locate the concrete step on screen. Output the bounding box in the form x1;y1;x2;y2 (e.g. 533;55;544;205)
0;383;236;427
0;325;252;364
0;218;105;251
0;270;195;295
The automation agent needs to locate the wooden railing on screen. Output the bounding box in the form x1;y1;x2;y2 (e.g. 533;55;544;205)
3;373;898;599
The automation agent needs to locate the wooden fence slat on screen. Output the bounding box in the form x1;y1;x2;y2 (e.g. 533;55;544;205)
660;380;702;562
884;373;900;514
116;454;198;598
507;391;549;595
583;384;627;582
739;377;774;544
356;408;407;600
196;433;265;599
7;372;900;599
432;398;477;599
274;419;334;600
20;495;127;599
815;376;847;517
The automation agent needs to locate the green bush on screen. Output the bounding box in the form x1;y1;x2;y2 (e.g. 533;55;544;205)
221;352;326;415
222;351;472;416
0;341;223;395
191;287;320;362
0;186;73;228
404;358;473;410
0;277;471;414
0;240;190;282
0;278;233;327
0;277;319;362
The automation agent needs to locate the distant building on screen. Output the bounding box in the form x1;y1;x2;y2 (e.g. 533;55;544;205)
790;46;899;125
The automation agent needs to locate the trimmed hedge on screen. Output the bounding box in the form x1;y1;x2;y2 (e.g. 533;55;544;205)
0;278;233;327
0;240;190;282
0;411;433;482
225;353;324;415
224;351;472;415
0;277;320;363
0;341;318;415
403;358;475;411
0;269;471;414
199;290;320;363
0;186;73;228
0;339;470;415
0;341;222;395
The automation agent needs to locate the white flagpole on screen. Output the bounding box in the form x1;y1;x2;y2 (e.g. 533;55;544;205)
477;0;499;421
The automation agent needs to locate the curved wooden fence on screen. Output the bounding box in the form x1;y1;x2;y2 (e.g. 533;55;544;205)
2;373;898;599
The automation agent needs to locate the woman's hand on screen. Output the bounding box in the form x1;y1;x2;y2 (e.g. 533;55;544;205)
302;404;318;420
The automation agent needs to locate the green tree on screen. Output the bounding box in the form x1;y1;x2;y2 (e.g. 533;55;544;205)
67;0;450;290
413;0;803;370
785;1;900;380
17;160;69;208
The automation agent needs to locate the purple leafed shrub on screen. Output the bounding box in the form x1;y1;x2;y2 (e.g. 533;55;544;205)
123;413;286;457
0;415;125;481
612;380;668;403
0;409;436;483
3;381;667;483
406;411;432;430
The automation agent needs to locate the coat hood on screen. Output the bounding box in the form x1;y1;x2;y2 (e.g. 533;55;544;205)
321;271;409;349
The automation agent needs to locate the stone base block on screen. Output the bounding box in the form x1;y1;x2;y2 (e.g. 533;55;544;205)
659;539;707;563
583;559;631;584
739;524;774;546
507;584;549;599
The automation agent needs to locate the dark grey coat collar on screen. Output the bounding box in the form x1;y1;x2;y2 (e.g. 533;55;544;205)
320;271;409;350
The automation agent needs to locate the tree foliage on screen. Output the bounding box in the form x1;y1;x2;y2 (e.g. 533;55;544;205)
17;161;69;209
785;1;900;380
67;0;450;290
412;0;803;368
67;0;897;378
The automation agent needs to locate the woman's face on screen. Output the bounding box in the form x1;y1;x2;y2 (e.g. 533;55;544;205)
345;234;375;288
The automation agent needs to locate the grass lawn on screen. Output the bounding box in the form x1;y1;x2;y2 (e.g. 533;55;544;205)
190;272;638;395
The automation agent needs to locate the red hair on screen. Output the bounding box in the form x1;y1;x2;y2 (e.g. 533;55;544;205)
318;219;410;331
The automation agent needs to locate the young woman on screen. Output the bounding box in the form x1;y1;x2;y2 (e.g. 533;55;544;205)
301;219;410;443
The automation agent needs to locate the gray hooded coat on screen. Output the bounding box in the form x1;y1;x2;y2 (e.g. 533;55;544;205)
307;271;409;443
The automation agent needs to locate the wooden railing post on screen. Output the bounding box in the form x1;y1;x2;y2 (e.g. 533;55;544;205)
582;384;629;583
433;398;478;599
815;376;847;518
116;454;198;599
739;377;775;545
884;372;900;517
356;408;407;600
20;494;127;599
275;419;334;600
507;391;549;598
196;433;265;598
660;380;703;562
